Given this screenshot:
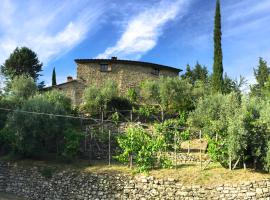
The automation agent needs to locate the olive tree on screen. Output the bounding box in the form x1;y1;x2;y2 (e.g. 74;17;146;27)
5;90;82;158
140;77;193;120
82;80;118;114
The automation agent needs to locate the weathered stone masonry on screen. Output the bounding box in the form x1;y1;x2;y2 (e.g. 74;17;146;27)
45;58;181;105
0;161;270;200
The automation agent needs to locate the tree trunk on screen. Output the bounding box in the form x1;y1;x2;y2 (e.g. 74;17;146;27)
229;155;232;170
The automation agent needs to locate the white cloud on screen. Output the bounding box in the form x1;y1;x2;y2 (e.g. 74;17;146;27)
97;0;190;59
0;0;107;65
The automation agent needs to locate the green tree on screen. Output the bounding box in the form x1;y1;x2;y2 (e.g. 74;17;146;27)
116;125;168;172
212;0;223;93
254;58;269;88
193;62;208;83
52;67;57;86
181;63;208;84
181;64;193;81
251;58;270;96
4;90;76;158
82;80;118;113
265;141;270;172
223;73;246;95
140;77;193;120
8;75;37;103
1;47;43;82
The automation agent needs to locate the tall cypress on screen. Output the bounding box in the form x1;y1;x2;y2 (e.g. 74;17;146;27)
52;67;57;86
212;0;223;93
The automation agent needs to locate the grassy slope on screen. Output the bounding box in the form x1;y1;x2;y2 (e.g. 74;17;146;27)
1;157;270;186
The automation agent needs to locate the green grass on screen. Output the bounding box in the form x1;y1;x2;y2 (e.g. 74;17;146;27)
1;156;270;186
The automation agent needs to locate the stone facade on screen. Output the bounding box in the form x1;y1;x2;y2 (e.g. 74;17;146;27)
1;161;270;200
46;58;180;105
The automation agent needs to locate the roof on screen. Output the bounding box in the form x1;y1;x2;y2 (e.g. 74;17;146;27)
74;58;181;72
42;80;78;90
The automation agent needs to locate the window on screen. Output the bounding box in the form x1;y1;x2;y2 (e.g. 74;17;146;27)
152;68;160;76
100;64;110;72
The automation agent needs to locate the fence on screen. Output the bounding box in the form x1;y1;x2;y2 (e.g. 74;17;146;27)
0;107;210;169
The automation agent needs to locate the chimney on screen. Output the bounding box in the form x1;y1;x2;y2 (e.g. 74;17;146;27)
111;56;117;60
67;76;73;82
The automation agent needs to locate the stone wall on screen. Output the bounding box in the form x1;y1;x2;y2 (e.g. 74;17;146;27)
162;152;209;164
76;62;178;94
0;161;270;199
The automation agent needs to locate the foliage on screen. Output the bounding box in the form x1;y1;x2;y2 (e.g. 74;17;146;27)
140;77;193;114
154;117;183;145
116;125;168;172
188;92;240;139
188;93;243;167
212;0;223;93
181;62;208;84
111;112;120;124
8;75;37;103
0;98;16;130
126;88;138;105
254;58;270;89
52;67;57;86
153;113;188;151
251;58;270;96
188;92;270;170
1;47;42;82
82;80;118;113
207;138;228;166
223;74;246;95
135;105;158;121
62;128;83;160
264;141;270;172
107;97;132;111
4;91;77;158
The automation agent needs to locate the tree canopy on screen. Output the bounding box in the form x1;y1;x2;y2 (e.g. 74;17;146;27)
1;47;42;82
52;67;57;86
212;0;223;93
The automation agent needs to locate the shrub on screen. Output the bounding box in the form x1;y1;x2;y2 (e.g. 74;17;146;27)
8;75;37;103
62;128;83;160
116;125;168;172
82;80;119;114
4;91;76;158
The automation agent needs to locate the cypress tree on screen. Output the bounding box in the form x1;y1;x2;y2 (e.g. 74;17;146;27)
254;57;270;88
52;67;57;86
212;0;223;93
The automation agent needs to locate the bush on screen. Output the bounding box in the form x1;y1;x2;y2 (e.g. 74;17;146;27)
62;128;84;160
4;91;78;158
81;80;118;114
8;75;37;103
116;125;168;172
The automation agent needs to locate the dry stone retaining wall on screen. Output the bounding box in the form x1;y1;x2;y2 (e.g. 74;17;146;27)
0;161;270;199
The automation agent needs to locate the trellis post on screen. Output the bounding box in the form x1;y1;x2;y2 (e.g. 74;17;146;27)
200;130;202;170
108;130;111;166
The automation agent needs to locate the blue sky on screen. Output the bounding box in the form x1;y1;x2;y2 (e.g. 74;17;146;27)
0;0;270;87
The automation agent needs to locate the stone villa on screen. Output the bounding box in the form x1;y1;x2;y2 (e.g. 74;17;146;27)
46;57;181;105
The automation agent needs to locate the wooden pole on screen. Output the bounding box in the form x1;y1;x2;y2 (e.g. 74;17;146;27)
130;110;133;122
200;130;202;170
101;110;104;133
108;130;111;166
188;127;190;154
229;155;232;170
89;128;92;163
84;128;87;152
161;108;164;122
174;131;177;169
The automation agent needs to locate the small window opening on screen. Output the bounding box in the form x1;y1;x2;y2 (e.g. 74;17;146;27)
100;64;110;72
152;68;160;76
